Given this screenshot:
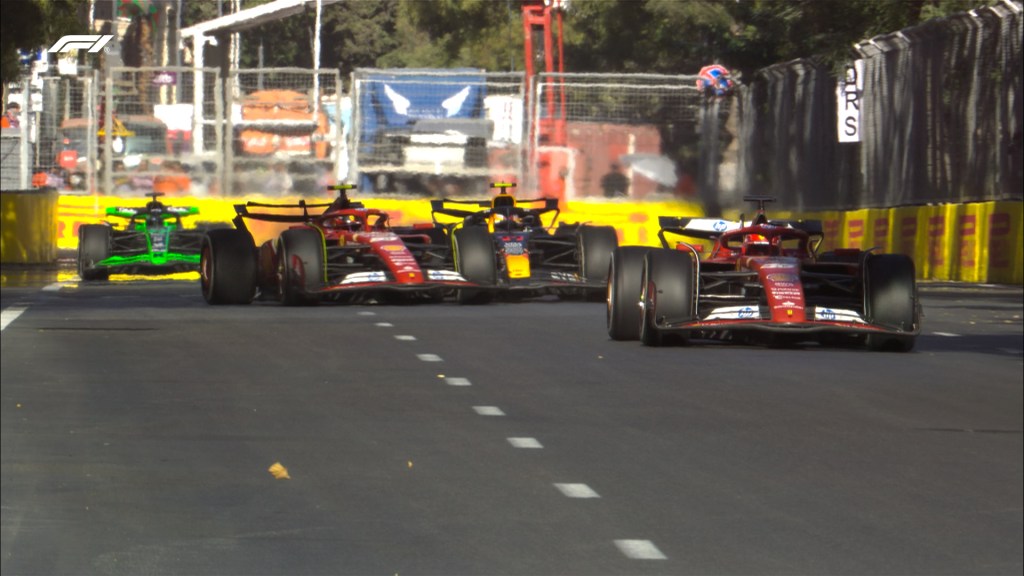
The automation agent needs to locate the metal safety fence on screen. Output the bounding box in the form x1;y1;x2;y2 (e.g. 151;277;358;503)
736;0;1023;211
102;65;223;197
528;73;728;207
349;69;526;197
225;67;344;196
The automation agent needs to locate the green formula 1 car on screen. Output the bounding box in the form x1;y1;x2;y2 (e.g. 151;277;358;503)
78;192;213;280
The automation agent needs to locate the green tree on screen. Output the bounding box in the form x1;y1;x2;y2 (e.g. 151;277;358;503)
1;0;85;87
120;0;161;109
177;0;1001;80
721;0;1004;77
382;0;522;71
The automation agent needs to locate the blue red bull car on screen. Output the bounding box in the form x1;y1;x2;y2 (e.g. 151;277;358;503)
430;182;618;303
607;196;921;351
200;185;472;305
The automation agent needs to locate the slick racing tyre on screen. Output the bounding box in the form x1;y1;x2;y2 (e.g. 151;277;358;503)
578;225;619;301
453;226;496;305
864;253;918;352
279;228;325;306
78;224;111;281
606;246;649;340
578;225;619;282
640;249;694;347
200;229;257;304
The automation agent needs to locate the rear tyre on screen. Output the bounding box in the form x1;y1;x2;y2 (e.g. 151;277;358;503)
279;228;325;306
640;249;695;347
606;246;649;340
78;224;111;281
453;226;496;304
200;229;256;304
865;254;917;352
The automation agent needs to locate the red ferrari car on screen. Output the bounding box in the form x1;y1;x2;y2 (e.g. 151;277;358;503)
200;185;472;305
607;196;920;351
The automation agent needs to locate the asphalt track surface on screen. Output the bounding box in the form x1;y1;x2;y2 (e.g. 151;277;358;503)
2;267;1022;575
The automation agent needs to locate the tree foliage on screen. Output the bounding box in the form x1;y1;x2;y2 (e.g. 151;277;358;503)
1;0;86;87
4;0;1000;90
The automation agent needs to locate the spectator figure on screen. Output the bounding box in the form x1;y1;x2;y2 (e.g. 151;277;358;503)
153;161;191;196
263;161;293;196
1;102;20;128
600;163;630;198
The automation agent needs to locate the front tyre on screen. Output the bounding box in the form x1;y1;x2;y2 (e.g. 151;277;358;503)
606;247;649;340
200;229;257;304
864;253;918;352
78;224;111;281
640;249;694;347
453;226;496;304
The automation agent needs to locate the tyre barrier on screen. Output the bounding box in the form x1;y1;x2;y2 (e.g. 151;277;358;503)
1;187;60;264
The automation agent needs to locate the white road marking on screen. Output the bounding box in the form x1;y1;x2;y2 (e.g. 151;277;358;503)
417;353;443;362
997;348;1023;355
507;437;543;449
375;322;393;327
614;539;667;560
933;332;961;337
1;306;28;332
394;335;417;341
357;311;376;316
473;406;505;416
445;377;472;386
42;282;66;292
554;483;600;498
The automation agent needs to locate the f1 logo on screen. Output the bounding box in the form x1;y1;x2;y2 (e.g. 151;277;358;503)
48;35;114;54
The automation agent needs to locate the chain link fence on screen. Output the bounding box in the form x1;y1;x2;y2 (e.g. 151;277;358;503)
349;69;525;197
1;71;96;192
101;65;223;197
6;1;1018;214
529;72;729;207
736;0;1023;211
225;68;343;196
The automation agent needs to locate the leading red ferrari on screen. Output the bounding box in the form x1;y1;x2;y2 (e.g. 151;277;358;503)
607;196;921;351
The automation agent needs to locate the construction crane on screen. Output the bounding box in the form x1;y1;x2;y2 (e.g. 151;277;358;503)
521;0;568;198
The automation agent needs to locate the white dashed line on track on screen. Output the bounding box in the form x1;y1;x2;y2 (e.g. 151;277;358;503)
932;332;961;337
417;353;443;362
614;539;667;560
473;406;505;416
1;306;28;332
42;282;66;292
394;335;417;341
357;311;376;316
375;322;394;327
507;437;543;449
554;483;600;498
445;377;472;386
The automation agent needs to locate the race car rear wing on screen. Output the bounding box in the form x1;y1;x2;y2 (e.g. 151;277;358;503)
658;216;823;248
430;197;560;225
231;199;369;230
106;206;199;218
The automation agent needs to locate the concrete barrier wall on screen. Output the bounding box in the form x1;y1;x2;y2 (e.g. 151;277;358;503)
1;188;59;264
53;195;1023;284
